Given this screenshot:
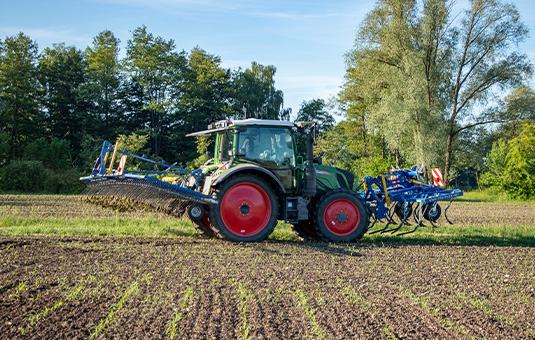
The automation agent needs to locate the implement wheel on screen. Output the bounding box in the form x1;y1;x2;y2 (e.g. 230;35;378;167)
291;220;320;241
394;202;413;221
209;174;279;242
423;203;441;222
191;214;218;238
314;189;369;242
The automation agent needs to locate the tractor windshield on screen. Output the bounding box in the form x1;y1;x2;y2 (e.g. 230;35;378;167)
236;127;295;168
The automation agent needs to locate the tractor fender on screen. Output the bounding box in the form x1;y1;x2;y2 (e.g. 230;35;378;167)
211;163;286;194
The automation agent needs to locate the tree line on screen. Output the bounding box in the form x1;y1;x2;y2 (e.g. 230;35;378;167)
0;26;294;192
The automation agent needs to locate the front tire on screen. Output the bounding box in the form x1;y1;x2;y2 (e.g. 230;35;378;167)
209;174;279;242
191;214;218;238
291;220;321;241
314;189;369;242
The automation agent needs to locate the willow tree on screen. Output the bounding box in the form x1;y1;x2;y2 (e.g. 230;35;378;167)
342;0;452;170
444;0;532;186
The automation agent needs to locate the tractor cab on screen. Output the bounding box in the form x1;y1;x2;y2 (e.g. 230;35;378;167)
191;118;297;168
188;119;299;191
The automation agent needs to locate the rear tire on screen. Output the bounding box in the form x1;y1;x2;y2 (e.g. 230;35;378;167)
209;174;279;242
314;189;369;242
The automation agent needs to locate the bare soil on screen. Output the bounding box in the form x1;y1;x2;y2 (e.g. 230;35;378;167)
1;235;534;339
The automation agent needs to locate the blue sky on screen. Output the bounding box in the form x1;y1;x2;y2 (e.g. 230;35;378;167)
1;0;534;117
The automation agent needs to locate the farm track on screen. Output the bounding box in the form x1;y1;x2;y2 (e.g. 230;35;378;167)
1;235;534;339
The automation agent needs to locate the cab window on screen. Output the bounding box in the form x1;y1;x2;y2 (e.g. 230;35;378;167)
219;129;234;163
237;127;295;168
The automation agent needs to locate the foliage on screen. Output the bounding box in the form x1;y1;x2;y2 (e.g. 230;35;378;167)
116;133;149;155
233;62;289;120
294;99;335;156
24;137;72;170
0;26;298;193
0;131;8;165
170;47;233;162
0;32;43;162
481;123;535;199
342;0;450;169
443;0;532;185
125;25;185;157
341;0;533;187
480;139;508;189
317;119;395;178
0;161;49;192
39;43;87;153
83;30;123;140
503;123;535;199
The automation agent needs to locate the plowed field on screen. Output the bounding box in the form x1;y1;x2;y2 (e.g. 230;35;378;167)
1;195;534;339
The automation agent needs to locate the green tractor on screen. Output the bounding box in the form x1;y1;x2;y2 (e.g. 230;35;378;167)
81;118;369;242
184;119;369;242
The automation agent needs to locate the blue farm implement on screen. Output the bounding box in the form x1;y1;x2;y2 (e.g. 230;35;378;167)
81;140;216;218
357;166;463;235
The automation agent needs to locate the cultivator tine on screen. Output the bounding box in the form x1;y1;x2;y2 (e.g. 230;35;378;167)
368;207;396;234
387;210;411;234
367;214;379;231
397;203;426;236
444;198;454;224
412;204;426;227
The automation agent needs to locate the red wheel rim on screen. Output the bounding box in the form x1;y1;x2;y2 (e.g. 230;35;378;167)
323;199;360;236
220;183;272;236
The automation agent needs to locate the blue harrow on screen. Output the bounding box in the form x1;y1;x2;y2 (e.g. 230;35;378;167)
80;141;216;216
356;166;463;235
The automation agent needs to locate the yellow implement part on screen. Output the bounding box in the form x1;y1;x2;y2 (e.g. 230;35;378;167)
381;175;391;207
161;176;179;184
107;141;119;174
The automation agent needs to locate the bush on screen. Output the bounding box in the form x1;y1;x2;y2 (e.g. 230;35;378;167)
24;137;72;170
481;123;535;200
0;160;86;194
0;161;49;192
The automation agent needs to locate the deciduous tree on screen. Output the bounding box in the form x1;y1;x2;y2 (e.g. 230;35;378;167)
0;33;42;161
125;25;185;156
84;30;123;139
444;0;532;186
39;43;87;153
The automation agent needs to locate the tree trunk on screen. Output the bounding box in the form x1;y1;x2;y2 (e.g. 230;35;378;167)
444;127;454;188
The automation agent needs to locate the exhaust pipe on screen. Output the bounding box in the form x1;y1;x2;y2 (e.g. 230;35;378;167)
303;124;317;197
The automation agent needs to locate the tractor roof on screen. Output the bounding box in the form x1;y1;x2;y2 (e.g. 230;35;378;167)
186;118;296;137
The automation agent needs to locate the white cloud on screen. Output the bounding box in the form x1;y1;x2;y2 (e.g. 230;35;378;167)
0;26;92;48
